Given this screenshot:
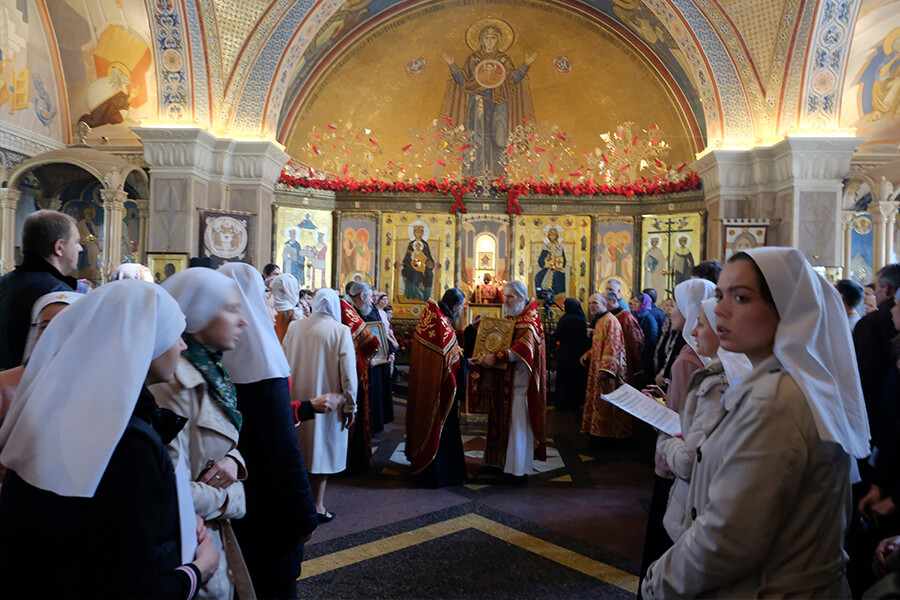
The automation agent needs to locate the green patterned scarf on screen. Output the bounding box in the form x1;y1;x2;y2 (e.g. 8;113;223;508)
182;334;242;431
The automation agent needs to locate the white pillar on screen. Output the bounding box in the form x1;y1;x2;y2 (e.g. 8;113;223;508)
136;199;150;263
874;201;900;270
100;188;127;281
0;188;21;275
841;211;854;278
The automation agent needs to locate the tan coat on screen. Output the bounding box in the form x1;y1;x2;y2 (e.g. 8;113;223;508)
283;313;357;474
643;355;851;599
151;359;249;600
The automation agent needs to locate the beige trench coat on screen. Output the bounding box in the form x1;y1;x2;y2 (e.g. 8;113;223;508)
151;359;249;600
643;355;851;599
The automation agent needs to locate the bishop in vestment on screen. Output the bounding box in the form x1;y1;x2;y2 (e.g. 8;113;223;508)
341;290;379;474
406;290;467;487
468;281;547;476
580;293;631;438
608;290;645;384
471;273;502;304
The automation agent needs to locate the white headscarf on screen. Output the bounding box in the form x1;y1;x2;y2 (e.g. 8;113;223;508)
745;247;870;459
700;296;752;384
0;280;185;497
270;273;300;313
312;288;341;323
674;278;717;365
22;291;83;361
109;263;153;282
218;262;290;384
161;267;238;334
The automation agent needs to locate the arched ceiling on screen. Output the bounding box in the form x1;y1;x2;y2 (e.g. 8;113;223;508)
24;0;866;153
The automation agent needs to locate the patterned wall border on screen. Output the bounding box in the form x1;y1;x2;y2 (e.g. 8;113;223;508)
801;0;860;128
149;0;192;120
778;0;819;132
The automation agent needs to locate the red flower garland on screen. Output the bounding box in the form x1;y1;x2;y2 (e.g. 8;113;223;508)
277;172;702;212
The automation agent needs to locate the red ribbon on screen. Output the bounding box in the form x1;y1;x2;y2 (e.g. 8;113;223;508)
507;188;524;215
449;188;467;214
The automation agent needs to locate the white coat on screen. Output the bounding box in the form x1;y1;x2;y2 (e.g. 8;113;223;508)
283;312;357;474
643;355;851;598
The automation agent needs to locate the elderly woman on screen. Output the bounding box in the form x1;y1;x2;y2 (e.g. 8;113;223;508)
270;273;301;342
643;248;869;598
152;268;251;599
218;263;318;599
0;280;219;598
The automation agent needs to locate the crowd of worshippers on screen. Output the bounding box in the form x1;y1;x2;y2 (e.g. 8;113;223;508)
0;208;896;599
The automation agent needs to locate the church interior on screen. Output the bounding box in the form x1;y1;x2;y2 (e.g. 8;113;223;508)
2;0;900;597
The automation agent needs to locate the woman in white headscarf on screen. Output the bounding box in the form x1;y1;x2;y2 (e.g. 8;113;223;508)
217;262;318;600
270;273;301;343
0;280;219;599
643;248;869;598
656;296;752;542
639;278;716;586
151;268;251;600
283;288;357;522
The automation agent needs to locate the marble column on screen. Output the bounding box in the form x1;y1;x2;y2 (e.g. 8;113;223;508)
100;188;127;281
0;188;21;275
841;212;855;279
873;201;900;272
693;137;861;267
136;199;150;262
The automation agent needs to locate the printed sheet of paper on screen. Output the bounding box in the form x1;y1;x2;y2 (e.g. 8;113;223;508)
602;384;681;436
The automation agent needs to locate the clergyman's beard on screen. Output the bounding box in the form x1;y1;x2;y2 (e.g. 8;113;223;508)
503;298;526;318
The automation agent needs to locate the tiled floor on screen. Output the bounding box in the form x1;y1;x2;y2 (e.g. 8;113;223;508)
300;398;655;598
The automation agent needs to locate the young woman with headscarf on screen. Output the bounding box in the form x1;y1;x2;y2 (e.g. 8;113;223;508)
283;288;357;522
151;268;252;599
552;298;590;411
656;296;751;543
0;280;219;599
643;248;870;598
270;273;301;343
218;262;318;600
638;278;716;594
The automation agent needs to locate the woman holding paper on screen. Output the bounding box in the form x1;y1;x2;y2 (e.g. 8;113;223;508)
638;278;715;589
642;248;869;598
655;296;751;542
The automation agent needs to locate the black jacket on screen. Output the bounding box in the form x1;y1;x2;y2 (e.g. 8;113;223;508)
853;298;898;430
0;389;194;599
0;251;77;369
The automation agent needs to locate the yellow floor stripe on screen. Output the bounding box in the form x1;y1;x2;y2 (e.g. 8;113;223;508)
300;513;638;593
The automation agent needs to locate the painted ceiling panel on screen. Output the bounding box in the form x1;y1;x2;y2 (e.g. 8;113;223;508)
718;0;786;85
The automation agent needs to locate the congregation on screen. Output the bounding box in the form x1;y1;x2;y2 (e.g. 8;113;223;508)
0;207;897;599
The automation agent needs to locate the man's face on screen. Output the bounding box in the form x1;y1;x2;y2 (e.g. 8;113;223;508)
605;280;621;300
587;294;603;317
503;287;525;316
354;291;373;314
876;280;894;305
61;223;83;274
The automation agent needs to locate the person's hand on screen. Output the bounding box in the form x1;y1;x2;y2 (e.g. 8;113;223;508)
389;353;395;364
586;328;593;338
442;51;454;65
342;411;356;431
310;392;343;413
480;352;497;368
199;457;238;489
874;535;900;576
471;314;482;327
195;515;205;540
873;496;897;518
191;530;220;584
859;484;884;518
525;52;538;65
642;384;667;403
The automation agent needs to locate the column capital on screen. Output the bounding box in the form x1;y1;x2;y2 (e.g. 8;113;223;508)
841;211;856;228
100;189;128;210
875;200;900;221
0;188;22;210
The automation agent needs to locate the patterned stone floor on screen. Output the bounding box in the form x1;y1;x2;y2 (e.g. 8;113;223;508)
297;397;655;599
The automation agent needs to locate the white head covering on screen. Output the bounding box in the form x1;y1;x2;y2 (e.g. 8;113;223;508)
0;280;185;497
312;288;341;322
109;263;153;282
270;273;300;313
673;278;717;365
22;291;83;361
700;296;752;384
161;267;238;334
745;247;870;458
218;262;290;384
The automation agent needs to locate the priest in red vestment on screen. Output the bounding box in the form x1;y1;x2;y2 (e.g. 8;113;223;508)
607;290;644;384
341;295;379;473
406;290;467;487
468;280;546;477
471;273;502;304
580;293;631;439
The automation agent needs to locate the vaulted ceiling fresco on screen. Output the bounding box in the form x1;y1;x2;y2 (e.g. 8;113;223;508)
6;0;888;156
